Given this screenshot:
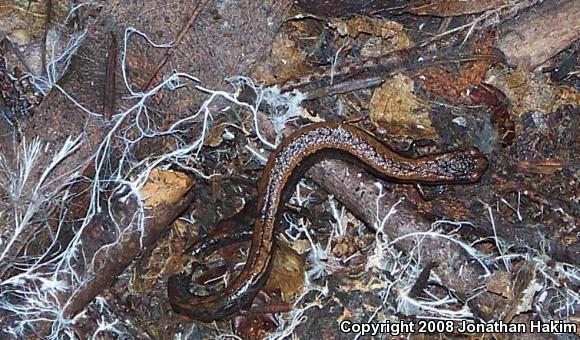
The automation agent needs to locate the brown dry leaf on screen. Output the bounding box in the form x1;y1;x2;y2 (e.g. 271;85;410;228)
369;73;437;139
331;236;364;258
474;241;497;255
140;169;194;208
330;16;413;57
414;57;496;102
503;261;542;322
0;1;74;75
204;118;232;147
548;86;580;112
486;271;512;299
0;0;56;40
171;218;190;239
339;276;389;293
571;316;580;336
264;239;305;304
331;16;407;40
415;66;463;101
408;0;510;17
487;65;580;117
251;21;313;85
414;28;498;101
416;60;503;103
281;234;311;255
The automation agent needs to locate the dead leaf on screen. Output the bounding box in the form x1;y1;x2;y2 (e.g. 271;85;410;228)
0;0;52;41
408;0;510;17
331;235;364;258
547;85;580;113
487;65;580;117
369;73;437;138
251;21;313;85
265;239;305;304
282;234;311;255
171;218;190;239
204;118;233;147
414;28;498;102
140;169;194;207
337;308;353;323
486;271;512;299
330;16;413;57
1;1;75;76
332;16;408;40
504;261;542;322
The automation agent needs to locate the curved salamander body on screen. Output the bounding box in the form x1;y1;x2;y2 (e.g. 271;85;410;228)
168;122;488;321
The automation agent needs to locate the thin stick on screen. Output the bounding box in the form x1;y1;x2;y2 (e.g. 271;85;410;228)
139;0;210;92
103;32;118;121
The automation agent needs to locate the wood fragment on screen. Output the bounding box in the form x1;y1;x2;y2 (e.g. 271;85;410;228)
61;184;198;319
517;159;564;175
496;0;580;70
408;0;510;17
102;31;118;120
409;261;438;298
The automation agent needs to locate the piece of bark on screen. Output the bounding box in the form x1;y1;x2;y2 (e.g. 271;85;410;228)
296;0;509;18
295;0;397;17
407;0;510;17
496;0;580;70
60;185;199;319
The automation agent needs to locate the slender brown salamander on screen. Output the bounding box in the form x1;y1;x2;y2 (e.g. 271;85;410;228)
168;122;488;321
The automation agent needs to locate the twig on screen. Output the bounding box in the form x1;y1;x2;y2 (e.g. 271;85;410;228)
139;0;210;92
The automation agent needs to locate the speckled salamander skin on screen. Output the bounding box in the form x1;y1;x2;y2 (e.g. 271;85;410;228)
167;122;488;321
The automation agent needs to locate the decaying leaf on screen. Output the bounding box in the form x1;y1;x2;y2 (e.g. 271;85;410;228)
169;219;193;240
140;169;194;207
408;0;510;17
369;73;437;138
340;276;391;293
504;261;542;322
283;234;311;255
486;271;512;299
331;235;364;258
265;239;305;304
487;65;580;117
330;16;413;57
0;0;64;41
331;16;408;40
204;118;235;147
414;28;498;102
547;86;580;112
337;308;353;323
0;1;76;76
251;21;314;85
